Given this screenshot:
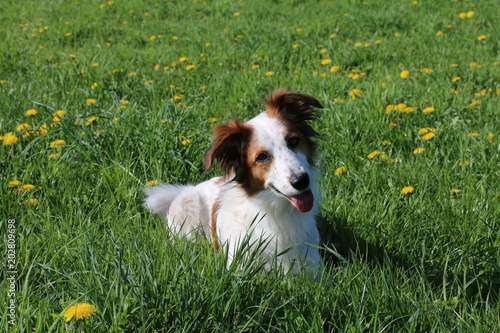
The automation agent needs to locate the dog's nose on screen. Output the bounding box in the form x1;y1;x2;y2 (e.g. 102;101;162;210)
290;173;309;191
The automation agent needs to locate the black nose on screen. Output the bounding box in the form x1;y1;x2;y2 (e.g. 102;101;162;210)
290;173;309;191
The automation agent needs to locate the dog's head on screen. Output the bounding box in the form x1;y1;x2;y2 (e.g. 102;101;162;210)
203;89;323;212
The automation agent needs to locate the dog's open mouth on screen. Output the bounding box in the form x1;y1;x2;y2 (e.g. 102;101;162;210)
270;186;314;213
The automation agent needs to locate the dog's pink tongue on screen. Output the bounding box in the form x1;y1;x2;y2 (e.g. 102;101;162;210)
289;190;314;213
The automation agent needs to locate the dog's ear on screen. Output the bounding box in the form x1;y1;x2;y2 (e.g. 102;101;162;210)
203;120;251;174
264;89;323;125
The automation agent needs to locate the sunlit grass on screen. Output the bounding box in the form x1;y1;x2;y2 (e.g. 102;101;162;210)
1;0;499;331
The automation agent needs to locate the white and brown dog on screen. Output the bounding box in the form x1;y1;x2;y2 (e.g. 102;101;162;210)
144;89;323;276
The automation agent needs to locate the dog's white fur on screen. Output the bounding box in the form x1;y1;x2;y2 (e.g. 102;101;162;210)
144;89;323;276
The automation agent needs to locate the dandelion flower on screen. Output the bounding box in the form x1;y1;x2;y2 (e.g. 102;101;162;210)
451;189;461;194
265;71;275;76
367;151;381;159
400;70;410;79
144;180;159;187
86;98;97;104
321;59;332;65
348;89;362;100
209;117;217;123
8;180;22;188
181;138;192;145
185;64;196;70
50;140;66;148
149;35;157;41
3;132;19;145
21;184;36;192
23;198;38;205
422;107;435;114
63;303;97;322
48;153;60;159
16;123;31;131
334;166;347;175
25;109;38;116
401;186;414;194
330;66;340;72
477;35;487;41
466;11;475;18
422;132;436;141
37;124;48;135
469;132;479;137
413;147;425;154
469;100;481;108
452;76;461;82
86;116;99;125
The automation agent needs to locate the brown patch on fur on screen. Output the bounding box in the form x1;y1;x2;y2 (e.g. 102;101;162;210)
210;200;220;252
264;89;323;159
203;120;252;174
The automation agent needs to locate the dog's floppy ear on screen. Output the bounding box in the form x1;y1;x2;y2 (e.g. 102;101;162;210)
203;120;251;174
264;89;323;125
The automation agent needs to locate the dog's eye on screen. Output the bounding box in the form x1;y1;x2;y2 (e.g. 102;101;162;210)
256;153;270;162
288;137;300;148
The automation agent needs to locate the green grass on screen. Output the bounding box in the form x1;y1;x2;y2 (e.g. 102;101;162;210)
1;0;499;331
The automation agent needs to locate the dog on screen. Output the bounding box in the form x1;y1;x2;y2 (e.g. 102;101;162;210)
143;89;323;277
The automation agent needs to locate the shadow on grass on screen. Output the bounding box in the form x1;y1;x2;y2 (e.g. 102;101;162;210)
317;215;499;304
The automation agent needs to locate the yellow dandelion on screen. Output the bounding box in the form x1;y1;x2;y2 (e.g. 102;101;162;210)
144;180;159;187
91;82;98;89
422;107;435;114
63;303;97;322
477;35;487;41
86;116;99;125
466;11;475;18
23;198;38;205
413;147;425;154
265;71;275;76
321;59;332;65
233;12;240;16
367;151;380;159
451;189;461;194
16;123;31;131
3;132;19;146
50;140;66;148
452;76;461;82
469;132;479;137
469;100;481;108
181;138;192;145
21;184;36;192
128;72;137;76
421;68;434;74
86;98;97;104
209;117;218;123
401;186;414;194
37;124;48;135
334;166;347;175
54;110;66;118
459;13;467;19
25;109;38;116
292;43;300;49
329;33;337;38
400;70;410;79
179;57;188;62
8;180;22;188
330;66;340;72
185;64;196;70
436;31;444;36
348;89;362;100
149;35;157;41
422;132;436;141
48;153;60;159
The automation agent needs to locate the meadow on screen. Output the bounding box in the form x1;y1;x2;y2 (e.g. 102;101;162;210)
1;0;499;331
